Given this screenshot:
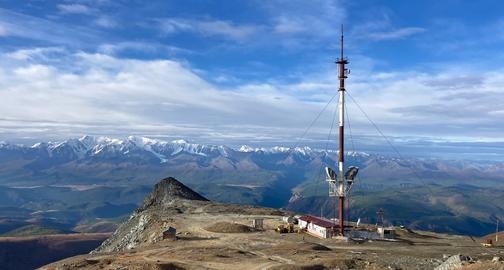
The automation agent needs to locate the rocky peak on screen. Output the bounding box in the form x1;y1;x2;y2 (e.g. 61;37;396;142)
138;177;208;211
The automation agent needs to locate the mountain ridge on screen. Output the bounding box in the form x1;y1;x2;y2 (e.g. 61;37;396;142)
0;135;373;163
0;135;502;186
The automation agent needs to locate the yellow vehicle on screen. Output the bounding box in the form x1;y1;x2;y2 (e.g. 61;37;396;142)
482;239;493;247
276;225;288;233
276;224;295;234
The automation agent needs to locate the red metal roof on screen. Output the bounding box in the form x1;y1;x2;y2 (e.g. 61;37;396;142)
299;215;337;228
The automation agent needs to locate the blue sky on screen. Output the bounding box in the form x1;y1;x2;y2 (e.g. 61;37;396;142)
1;0;504;159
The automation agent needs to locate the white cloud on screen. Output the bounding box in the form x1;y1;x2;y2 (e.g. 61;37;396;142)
159;18;260;41
151;1;345;49
273;17;306;33
0;48;329;141
0;24;8;36
94;16;118;28
57;4;92;15
154;1;345;50
368;27;426;41
350;10;426;42
57;3;119;29
0;8;101;46
6;47;66;61
278;62;504;142
97;42;190;56
197;20;259;40
267;0;345;37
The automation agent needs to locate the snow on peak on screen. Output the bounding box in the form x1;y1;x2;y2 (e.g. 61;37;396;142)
31;142;44;148
237;146;265;153
0;141;21;150
124;136;168;162
78;135;102;149
293;146;312;155
237;145;312;155
270;146;291;153
128;136;164;146
347;151;370;157
239;145;254;152
102;137;123;145
171;139;188;144
79;135;95;142
170;141;207;156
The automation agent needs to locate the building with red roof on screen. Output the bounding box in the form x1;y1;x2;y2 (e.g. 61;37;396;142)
298;215;338;239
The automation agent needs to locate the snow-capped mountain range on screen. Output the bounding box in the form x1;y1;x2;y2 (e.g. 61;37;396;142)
1;135;370;164
0;135;503;189
27;136;228;161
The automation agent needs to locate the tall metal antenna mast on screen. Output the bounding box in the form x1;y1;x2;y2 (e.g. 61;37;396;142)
326;25;358;236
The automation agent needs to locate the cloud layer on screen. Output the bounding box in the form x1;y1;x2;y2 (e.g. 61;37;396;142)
1;46;504;148
0;49;330;142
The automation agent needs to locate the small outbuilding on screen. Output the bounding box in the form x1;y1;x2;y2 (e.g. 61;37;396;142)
163;226;177;239
377;227;395;239
298;215;336;239
252;218;263;230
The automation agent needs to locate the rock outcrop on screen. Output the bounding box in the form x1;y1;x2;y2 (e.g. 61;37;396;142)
434;254;473;270
136;177;208;212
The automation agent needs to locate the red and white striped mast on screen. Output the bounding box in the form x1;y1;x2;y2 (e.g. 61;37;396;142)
326;25;357;236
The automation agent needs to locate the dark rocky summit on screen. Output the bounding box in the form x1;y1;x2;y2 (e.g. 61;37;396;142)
137;177;208;212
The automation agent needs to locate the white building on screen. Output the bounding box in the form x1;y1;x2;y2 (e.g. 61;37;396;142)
377;227;396;239
298;215;337;239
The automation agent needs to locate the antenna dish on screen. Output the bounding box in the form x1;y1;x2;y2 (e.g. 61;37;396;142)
325;167;337;180
345;166;359;181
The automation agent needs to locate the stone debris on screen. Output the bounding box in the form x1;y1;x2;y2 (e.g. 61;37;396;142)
493;256;503;262
434;254;473;270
